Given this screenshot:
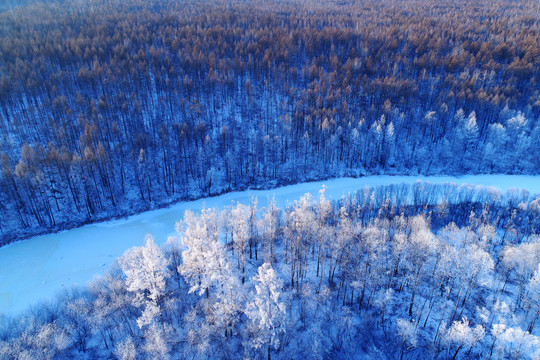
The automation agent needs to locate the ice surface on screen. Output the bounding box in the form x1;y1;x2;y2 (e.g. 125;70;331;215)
0;175;538;315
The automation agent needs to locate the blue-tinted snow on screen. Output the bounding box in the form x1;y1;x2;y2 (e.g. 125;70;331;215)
0;175;538;314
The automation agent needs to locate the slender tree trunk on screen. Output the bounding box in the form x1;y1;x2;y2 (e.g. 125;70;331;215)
452;344;463;360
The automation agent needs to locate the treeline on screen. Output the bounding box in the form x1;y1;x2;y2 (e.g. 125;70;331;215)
0;0;539;243
0;185;539;359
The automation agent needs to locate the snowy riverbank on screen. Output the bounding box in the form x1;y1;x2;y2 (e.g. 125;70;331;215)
1;175;539;315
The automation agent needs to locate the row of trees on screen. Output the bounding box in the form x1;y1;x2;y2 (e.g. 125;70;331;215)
0;185;538;359
0;0;538;243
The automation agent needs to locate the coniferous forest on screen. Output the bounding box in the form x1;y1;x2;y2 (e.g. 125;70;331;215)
0;0;539;359
0;0;539;243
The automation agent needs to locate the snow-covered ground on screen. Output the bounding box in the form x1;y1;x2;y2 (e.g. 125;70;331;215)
0;175;539;315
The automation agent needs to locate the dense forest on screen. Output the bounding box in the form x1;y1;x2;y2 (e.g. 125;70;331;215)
0;0;539;243
0;183;539;359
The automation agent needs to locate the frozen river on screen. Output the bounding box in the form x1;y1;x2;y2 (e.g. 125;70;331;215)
1;175;539;315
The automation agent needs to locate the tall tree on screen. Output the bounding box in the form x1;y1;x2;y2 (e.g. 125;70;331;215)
119;235;170;329
246;262;287;360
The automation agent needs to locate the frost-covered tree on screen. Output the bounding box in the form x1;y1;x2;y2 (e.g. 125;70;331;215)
259;196;281;264
204;240;242;338
404;215;437;317
523;264;540;332
307;321;332;360
120;235;170;329
452;244;494;320
396;318;417;360
330;207;359;302
114;337;136;360
316;186;332;225
315;186;332;279
284;193;316;288
500;237;540;306
183;308;211;359
164;235;184;291
179;209;243;338
62;296;93;353
248;196;259;260
178;208;220;296
13;321;68;360
143;323;169;359
229;202;250;283
491;324;540;360
444;317;485;360
246;262;287;360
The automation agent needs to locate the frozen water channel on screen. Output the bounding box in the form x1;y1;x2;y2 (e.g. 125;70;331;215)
1;175;539;315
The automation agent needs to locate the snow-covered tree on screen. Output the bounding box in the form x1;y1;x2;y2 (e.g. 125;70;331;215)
259;196;281;264
248;196;259;260
204;240;243;338
246;262;287;360
284;193;316;288
316;185;332;225
0;316;69;360
178;208;220;296
444;317;485;360
404;215;437;317
307;321;332;360
179;208;243;338
315;187;333;279
164;235;184;291
120;235;170;329
396;318;417;360
500;236;540;311
62;296;93;353
523;264;540;332
229;202;250;283
143;323;169;359
492;324;540;360
114;337;136;360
